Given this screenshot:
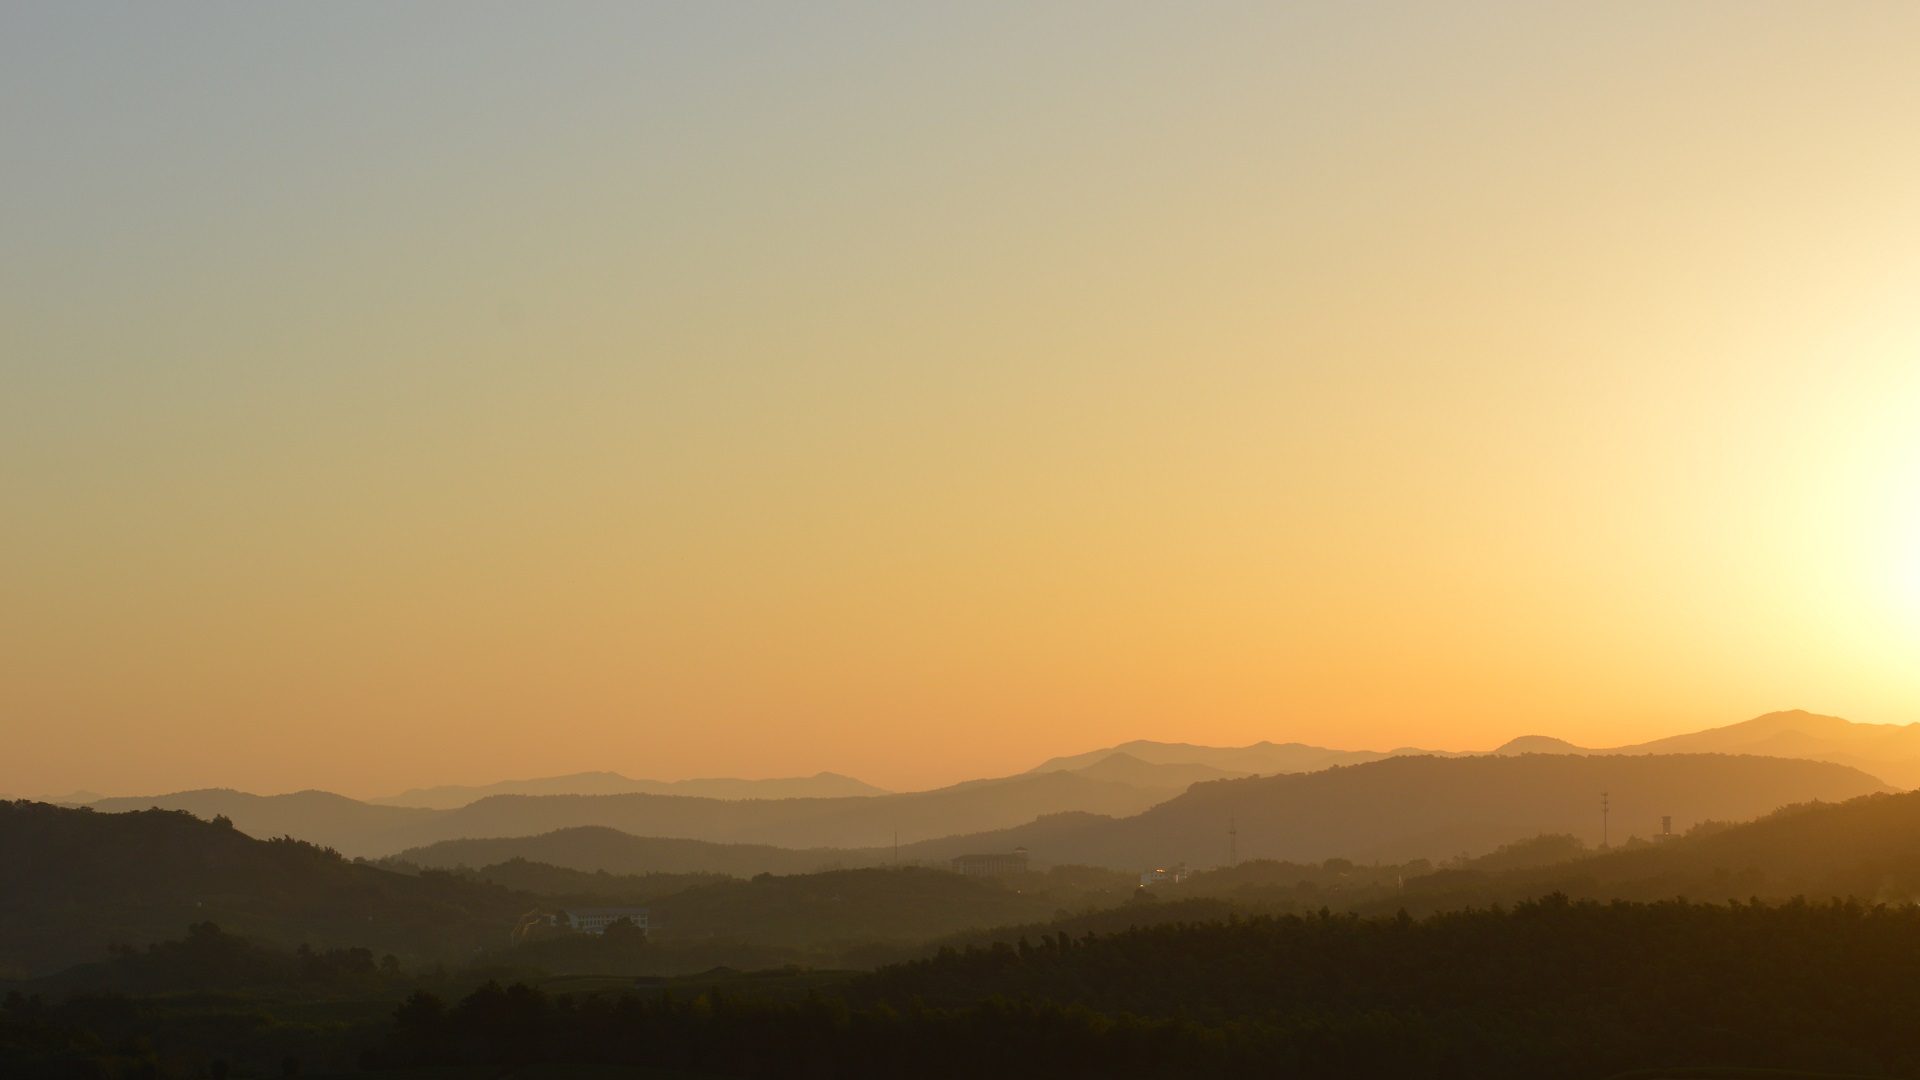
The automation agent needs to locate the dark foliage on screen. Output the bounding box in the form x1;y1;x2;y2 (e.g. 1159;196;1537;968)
356;897;1920;1079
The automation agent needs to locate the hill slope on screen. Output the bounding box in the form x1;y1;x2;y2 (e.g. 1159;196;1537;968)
89;770;1175;858
1032;711;1920;787
1393;787;1920;912
1610;709;1920;787
0;801;529;978
372;770;888;809
1025;739;1444;777
392;826;880;876
898;753;1889;869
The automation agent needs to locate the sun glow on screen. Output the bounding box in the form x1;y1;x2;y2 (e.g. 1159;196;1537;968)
1887;474;1920;628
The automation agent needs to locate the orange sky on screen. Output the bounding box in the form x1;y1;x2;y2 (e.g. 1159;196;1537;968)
4;4;1919;798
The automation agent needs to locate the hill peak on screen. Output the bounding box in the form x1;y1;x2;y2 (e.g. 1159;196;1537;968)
1493;735;1587;755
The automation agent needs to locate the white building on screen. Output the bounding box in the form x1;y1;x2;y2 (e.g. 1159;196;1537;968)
1138;863;1189;887
559;907;650;935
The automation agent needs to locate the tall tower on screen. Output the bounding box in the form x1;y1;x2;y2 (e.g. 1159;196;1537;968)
1228;815;1239;867
1601;792;1611;849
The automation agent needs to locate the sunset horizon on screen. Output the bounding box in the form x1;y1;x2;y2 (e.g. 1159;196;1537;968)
6;5;1920;1076
8;705;1905;802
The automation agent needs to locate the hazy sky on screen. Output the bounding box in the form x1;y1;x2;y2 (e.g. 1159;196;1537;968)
5;3;1920;797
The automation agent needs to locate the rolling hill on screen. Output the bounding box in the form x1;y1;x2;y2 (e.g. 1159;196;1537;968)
372;770;889;809
895;753;1890;870
1607;710;1920;787
1032;711;1920;787
89;769;1177;858
1025;739;1441;777
85;788;431;855
1388;786;1920;913
0;800;529;978
392;826;880;876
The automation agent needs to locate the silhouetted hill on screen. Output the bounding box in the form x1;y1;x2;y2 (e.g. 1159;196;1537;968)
91;771;1174;858
1029;710;1920;787
429;857;731;903
1472;712;1920;788
1392;787;1920;913
644;867;1071;950
393;826;878;876
896;754;1888;870
1609;710;1920;787
1066;752;1238;790
373;770;889;809
85;788;431;855
1026;739;1439;776
0;801;528;978
1493;735;1589;754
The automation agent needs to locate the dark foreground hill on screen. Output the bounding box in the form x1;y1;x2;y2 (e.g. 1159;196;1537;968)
0;801;527;978
897;753;1889;869
345;899;1920;1079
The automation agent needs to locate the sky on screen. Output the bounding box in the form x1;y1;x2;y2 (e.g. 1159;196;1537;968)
4;2;1920;798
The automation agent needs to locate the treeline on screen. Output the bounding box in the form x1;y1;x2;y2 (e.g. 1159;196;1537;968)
360;897;1920;1079
400;855;731;903
99;922;404;994
12;899;1920;1077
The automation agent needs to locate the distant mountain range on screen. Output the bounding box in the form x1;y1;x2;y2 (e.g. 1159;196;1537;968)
87;769;1174;859
1024;741;1435;777
1491;710;1920;787
385;752;1887;877
895;752;1888;870
62;710;1917;869
8;749;1907;978
371;770;889;808
1037;710;1920;788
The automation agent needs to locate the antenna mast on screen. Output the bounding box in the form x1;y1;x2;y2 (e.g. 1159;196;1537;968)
1228;814;1239;867
1601;791;1610;849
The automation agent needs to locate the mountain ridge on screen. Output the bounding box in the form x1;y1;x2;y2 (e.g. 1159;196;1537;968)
1034;710;1920;787
371;770;890;809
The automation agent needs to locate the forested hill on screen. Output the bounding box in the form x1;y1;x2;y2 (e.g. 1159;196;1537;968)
837;897;1920;1077
0;801;527;978
1387;786;1920;912
897;752;1890;868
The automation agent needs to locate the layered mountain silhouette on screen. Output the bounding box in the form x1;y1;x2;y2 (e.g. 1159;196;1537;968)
371;770;889;809
392;826;877;877
73;711;1913;869
384;753;1886;877
894;753;1887;869
7;751;1905;978
1038;711;1920;787
1487;711;1920;787
89;770;1172;858
1024;740;1447;777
